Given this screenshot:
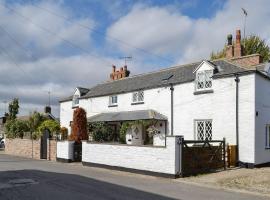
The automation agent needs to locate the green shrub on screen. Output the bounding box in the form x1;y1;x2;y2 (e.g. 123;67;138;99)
5;119;29;138
60;127;68;140
38;119;60;138
89;122;113;142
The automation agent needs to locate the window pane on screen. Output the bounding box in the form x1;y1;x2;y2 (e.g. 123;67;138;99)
132;92;138;102
197;121;204;140
138;91;144;102
205;121;212;140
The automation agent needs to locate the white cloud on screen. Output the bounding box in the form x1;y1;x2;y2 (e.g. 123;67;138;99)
107;0;270;64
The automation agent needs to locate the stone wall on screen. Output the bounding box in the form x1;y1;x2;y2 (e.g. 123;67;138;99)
5;138;57;161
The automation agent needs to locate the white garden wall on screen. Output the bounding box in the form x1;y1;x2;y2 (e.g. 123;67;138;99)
56;141;74;161
82;136;180;176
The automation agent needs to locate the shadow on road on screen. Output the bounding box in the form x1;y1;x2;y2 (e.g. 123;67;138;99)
0;170;178;200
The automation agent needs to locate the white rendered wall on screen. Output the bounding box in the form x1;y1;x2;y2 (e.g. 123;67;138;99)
255;74;270;164
60;101;73;134
82;136;180;175
173;74;255;163
57;141;74;160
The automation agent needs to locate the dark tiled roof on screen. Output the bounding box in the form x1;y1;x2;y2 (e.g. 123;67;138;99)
60;60;256;102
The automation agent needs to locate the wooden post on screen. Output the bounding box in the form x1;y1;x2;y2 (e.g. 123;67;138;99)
223;138;226;170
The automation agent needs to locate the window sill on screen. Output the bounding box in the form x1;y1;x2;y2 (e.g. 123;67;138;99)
108;104;118;107
131;102;144;105
72;105;79;109
194;89;214;95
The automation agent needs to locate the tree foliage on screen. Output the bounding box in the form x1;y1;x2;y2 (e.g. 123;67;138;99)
5;119;29;138
210;35;270;62
38;119;60;137
8;98;19;120
70;107;88;142
60;127;68;140
28;111;46;135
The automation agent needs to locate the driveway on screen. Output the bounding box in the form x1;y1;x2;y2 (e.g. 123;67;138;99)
0;153;268;200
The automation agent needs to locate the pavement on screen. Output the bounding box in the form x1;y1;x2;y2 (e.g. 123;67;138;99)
0;153;268;200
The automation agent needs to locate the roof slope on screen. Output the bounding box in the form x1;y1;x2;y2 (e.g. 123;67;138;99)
59;60;255;102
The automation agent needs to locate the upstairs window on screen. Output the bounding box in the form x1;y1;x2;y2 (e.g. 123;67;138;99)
195;70;213;91
195;120;212;140
132;91;144;103
109;95;118;106
266;125;270;149
72;95;79;107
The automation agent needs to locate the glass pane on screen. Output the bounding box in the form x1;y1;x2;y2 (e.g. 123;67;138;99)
205;121;212;140
138;91;144;102
197;121;204;140
132;92;138;102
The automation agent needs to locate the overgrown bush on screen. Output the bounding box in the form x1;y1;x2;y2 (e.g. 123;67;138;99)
70;107;88;142
60;127;68;140
119;122;130;144
5;119;29;138
38;119;60;138
89;122;113;142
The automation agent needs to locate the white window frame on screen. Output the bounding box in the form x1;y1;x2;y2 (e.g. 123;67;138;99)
109;95;118;106
194;119;213;141
72;95;79;107
195;70;213;91
266;125;270;149
132;91;144;103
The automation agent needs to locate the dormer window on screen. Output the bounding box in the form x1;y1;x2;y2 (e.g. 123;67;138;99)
72;94;79;107
195;70;213;91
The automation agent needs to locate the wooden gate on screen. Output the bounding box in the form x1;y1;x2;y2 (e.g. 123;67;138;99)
180;138;226;177
40;130;49;159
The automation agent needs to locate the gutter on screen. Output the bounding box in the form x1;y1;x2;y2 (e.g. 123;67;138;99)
170;83;174;136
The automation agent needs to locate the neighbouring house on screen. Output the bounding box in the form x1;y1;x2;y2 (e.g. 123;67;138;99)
59;30;270;172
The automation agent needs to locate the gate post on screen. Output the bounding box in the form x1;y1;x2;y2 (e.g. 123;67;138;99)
223;137;226;170
178;136;184;177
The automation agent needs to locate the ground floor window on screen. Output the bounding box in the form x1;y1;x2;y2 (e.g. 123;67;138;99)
266;125;270;149
195;120;212;140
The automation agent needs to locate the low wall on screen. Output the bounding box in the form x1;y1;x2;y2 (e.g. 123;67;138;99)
5;138;57;161
56;141;74;162
5;138;40;159
82;136;181;177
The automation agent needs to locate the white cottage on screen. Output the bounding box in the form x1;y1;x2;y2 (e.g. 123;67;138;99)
59;30;270;170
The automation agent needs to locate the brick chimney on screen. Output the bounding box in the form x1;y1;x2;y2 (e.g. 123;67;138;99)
225;29;262;69
110;65;130;80
234;30;242;57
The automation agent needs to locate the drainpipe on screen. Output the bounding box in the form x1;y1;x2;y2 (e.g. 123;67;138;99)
235;74;240;165
170;83;174;136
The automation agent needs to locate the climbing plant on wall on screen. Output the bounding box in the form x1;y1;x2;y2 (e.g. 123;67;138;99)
70;107;88;143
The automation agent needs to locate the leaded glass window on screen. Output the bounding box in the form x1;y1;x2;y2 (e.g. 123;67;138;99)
195;70;213;91
195;120;212;140
132;91;144;103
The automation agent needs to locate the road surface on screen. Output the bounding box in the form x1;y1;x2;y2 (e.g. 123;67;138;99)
0;153;267;200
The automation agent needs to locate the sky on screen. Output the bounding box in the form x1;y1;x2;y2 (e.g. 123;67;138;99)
0;0;269;117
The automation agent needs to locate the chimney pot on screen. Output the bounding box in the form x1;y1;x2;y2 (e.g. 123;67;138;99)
227;34;232;45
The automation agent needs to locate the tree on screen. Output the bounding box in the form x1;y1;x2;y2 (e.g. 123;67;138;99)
8;98;19;120
210;35;270;62
70;107;88;143
5;119;29;138
38;119;60;138
28;111;46;137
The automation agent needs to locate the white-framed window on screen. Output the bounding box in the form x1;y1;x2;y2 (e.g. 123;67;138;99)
195;70;213;91
109;95;118;105
132;91;144;103
266;125;270;149
72;95;79;107
195;120;212;140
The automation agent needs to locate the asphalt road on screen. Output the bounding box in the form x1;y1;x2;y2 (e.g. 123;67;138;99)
0;153;268;200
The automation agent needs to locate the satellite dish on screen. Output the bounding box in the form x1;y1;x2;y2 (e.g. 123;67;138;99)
264;63;270;75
